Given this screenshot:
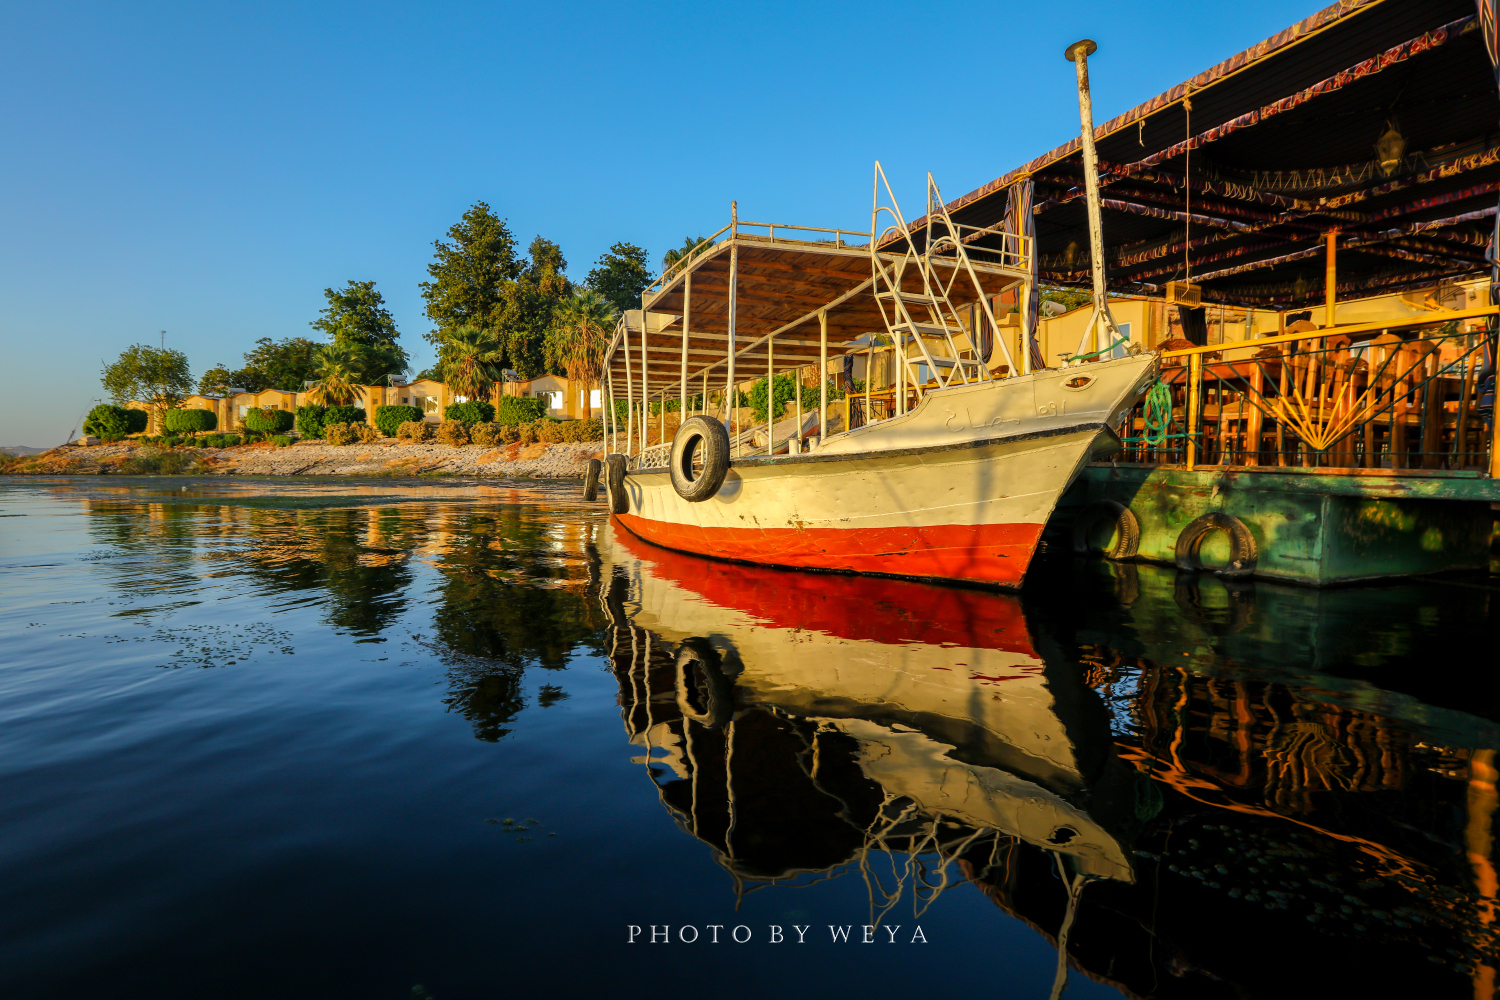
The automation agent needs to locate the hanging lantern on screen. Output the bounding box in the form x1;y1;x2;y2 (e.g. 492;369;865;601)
1063;240;1080;267
1293;273;1311;300
1375;120;1406;178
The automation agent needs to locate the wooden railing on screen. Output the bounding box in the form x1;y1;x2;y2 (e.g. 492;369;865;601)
1116;306;1498;476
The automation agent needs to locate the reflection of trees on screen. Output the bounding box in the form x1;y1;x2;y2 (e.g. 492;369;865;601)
429;507;605;668
234;506;422;638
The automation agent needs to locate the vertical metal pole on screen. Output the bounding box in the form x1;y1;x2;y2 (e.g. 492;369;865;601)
623;320;634;456
766;334;774;457
640;295;649;455
727;202;738;454
681;272;691;426
794;362;802;450
1325;230;1338;328
606;370;615;453
1066;39;1118;361
819;310;828;445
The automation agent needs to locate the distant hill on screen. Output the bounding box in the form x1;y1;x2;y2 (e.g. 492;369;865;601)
1;446;49;457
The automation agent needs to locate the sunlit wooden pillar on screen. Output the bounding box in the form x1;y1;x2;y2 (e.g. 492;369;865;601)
1325;230;1338;328
1186;352;1203;467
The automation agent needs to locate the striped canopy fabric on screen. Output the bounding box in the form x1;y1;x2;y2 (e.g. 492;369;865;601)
1005;180;1047;370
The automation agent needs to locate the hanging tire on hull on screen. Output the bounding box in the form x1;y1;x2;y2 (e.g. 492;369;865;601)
1174;512;1257;577
669;415;731;503
1071;499;1140;560
605;454;630;515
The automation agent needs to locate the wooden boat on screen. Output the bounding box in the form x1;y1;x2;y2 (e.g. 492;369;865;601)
600;167;1157;588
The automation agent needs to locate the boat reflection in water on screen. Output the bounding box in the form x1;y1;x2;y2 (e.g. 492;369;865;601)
597;520;1148;987
597;520;1500;998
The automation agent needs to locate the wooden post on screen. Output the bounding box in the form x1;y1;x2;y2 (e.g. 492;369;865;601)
818;310;828;447
1186;352;1203;467
766;334;774;457
1325;230;1338;328
1246;364;1264;465
680;272;691;424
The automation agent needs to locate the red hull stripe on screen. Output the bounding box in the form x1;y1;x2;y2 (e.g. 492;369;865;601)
615;514;1043;587
609;523;1037;653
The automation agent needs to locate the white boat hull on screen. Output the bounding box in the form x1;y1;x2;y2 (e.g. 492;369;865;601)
614;354;1158;587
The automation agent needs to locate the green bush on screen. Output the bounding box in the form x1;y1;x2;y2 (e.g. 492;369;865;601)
436;420;470;446
470;422;502;447
116;447;204;476
396;420;431;443
444;400;495;423
270;435;292;447
322;404;366;428
323;422;358;446
219;434;242;447
295;404;327;438
244;407;294;433
83;404;133;439
376;404;423;437
494;396;549;425
161;436;183;448
163;408;217;434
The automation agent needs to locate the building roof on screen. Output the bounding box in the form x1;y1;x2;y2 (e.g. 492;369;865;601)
905;0;1498;307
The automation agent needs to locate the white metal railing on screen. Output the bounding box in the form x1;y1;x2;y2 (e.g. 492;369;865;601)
644;218;875;297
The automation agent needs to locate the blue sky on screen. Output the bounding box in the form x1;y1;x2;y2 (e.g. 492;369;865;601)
0;0;1315;446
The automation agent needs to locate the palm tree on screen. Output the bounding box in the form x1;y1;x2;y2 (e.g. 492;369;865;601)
307;344;368;405
662;235;709;273
551;291;617;398
441;325;506;402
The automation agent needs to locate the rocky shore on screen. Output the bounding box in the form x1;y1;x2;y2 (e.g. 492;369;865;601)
2;438;605;478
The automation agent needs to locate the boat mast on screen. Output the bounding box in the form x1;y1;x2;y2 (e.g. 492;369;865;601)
1066;38;1124;364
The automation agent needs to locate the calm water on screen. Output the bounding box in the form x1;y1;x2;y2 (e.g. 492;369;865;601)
3;477;1498;999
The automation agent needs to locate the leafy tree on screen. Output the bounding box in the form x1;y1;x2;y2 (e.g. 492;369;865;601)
306;344;370;406
420;201;521;355
200;337;321;394
496;236;573;378
662;235;710;271
547;289;616;397
585;241;653;314
197;366;237;395
310;280;409;379
101;344;193;426
441;326;506;402
83;403;136;439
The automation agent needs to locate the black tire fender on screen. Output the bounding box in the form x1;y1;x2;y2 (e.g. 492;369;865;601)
582;458;601;502
605;454;629;515
1071;499;1141;560
1174;512;1257;577
675;638;734;729
669;416;731;503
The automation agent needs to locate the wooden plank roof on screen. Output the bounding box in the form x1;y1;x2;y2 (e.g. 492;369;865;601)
607;234;1026;396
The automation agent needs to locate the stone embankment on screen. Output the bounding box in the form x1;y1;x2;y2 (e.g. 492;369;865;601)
2;439;606;478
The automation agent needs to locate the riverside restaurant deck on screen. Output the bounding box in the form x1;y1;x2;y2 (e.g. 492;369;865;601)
604;0;1500;585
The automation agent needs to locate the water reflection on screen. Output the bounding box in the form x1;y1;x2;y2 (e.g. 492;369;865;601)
598;519;1500;997
76;494;606;740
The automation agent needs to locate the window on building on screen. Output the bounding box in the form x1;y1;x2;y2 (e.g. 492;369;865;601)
589;389;601;408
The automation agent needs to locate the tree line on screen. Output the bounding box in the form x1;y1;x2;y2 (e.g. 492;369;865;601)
101;201;684;416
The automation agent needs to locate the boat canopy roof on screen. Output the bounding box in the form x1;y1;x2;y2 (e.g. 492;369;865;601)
606;225;1027;398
